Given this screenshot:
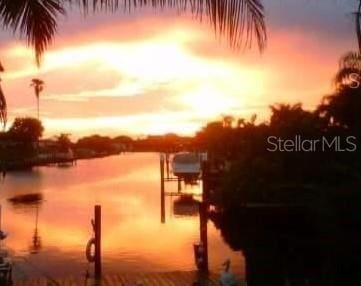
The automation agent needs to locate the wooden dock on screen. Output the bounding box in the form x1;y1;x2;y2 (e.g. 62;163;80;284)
12;271;246;286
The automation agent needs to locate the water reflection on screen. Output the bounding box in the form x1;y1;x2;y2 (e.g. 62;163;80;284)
30;205;42;255
0;153;243;279
172;194;199;217
8;193;43;208
7;193;44;255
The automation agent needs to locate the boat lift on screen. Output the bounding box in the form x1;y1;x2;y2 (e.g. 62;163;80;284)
159;152;210;274
160;152;207;193
159;152;208;220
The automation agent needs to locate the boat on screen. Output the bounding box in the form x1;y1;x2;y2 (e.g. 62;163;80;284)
172;152;201;182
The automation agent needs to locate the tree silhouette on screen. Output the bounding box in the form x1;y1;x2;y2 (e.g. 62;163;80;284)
30;78;44;120
334;51;361;89
56;133;72;152
9;117;44;143
222;115;235;128
318;85;361;132
354;0;361;52
0;61;6;127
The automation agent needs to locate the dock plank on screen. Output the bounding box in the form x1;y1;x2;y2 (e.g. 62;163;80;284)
12;271;246;286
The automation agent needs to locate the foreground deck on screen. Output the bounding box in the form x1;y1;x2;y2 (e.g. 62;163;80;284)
13;271;246;286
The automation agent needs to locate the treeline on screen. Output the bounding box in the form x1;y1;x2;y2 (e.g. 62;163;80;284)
201;51;361;232
0;120;197;162
71;134;195;158
206;52;361;286
203;102;360;214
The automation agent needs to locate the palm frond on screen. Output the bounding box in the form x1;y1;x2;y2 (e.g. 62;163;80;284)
1;0;266;64
335;67;360;86
0;61;6;128
339;51;361;70
74;0;266;50
334;51;361;87
0;85;7;129
0;0;65;66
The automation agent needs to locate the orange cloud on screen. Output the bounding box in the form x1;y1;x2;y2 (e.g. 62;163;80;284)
0;12;350;137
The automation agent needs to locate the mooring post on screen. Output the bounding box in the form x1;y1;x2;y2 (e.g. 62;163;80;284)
94;205;102;280
199;202;209;274
200;153;209;274
195;154;209;274
201;157;210;204
166;153;170;179
177;177;182;193
160;154;166;223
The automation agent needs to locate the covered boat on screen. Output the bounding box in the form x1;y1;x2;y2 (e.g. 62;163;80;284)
172;152;201;182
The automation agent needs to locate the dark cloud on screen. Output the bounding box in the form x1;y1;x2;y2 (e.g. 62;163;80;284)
265;0;356;44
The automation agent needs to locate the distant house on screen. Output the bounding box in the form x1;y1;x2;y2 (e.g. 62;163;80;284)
38;139;74;161
55;148;74;160
75;148;96;159
38;139;58;149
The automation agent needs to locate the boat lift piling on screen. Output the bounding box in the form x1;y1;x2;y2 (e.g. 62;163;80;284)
198;202;209;274
199;157;210;274
166;153;170;179
94;205;102;281
160;154;166;223
159;152;209;274
87;205;102;281
177;178;182;193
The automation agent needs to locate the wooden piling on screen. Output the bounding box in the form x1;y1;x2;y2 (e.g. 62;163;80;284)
177;177;182;193
94;205;102;280
160;154;165;223
166;153;170;179
201;161;210;204
200;156;209;274
12;271;231;286
199;202;209;274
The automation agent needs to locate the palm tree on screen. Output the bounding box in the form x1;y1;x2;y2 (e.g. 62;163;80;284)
334;51;361;89
332;1;361;88
237;118;245;128
355;0;361;53
0;0;267;126
222;115;235;128
30;78;44;120
0;61;6;128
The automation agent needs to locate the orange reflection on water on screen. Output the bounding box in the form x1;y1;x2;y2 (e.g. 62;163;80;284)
0;153;244;278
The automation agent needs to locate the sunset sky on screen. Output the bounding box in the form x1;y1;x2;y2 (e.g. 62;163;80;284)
0;0;357;138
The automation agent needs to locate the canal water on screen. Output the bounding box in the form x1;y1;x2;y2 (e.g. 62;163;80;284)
0;153;244;280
